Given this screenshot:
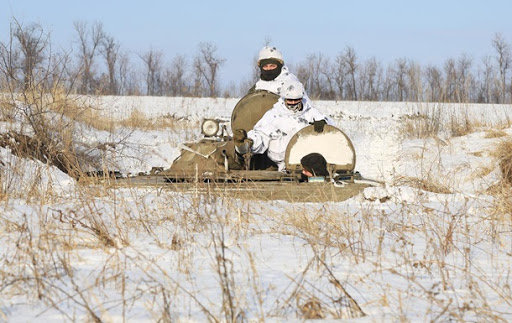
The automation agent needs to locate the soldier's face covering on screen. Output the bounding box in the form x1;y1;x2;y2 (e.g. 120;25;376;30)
285;98;303;112
259;59;283;81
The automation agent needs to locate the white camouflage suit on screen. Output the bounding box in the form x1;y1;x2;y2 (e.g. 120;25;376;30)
247;97;333;171
254;65;314;105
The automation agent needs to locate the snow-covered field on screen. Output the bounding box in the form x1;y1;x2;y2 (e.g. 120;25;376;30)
1;96;511;321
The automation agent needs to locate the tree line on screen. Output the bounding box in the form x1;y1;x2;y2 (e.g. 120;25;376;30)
294;40;511;103
0;20;228;98
1;18;512;103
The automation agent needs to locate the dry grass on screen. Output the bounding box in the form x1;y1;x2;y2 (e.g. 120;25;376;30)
0;172;511;321
493;190;512;232
0;94;15;121
0;87;111;178
2;90;196;133
47;95;194;132
30;88;116;132
393;175;452;194
1;87;197;181
484;129;508;139
478;138;512;242
471;165;495;179
400;111;441;139
400;103;505;139
487;138;512;219
0;179;370;321
1;91;512;320
494;139;512;185
59;103;115;132
118;109;197;131
299;297;325;319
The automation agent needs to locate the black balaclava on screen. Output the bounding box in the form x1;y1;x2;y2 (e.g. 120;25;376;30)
259;58;283;81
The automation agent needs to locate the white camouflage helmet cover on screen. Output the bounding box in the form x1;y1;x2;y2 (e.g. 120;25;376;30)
258;46;284;64
281;80;304;100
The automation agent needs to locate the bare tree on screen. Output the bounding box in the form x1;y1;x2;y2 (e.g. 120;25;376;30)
0;22;21;91
359;57;381;101
192;61;203;97
1;19;72;96
116;51;132;95
333;53;347;100
391;58;408;101
99;34;120;95
492;33;511;103
382;66;395;101
74;21;105;94
193;42;225;97
321;58;336;100
477;56;495;103
343;46;358;100
424;65;444;102
443;58;457;102
456;54;473;102
140;49;163;96
407;60;422;101
295;55;330;99
168;54;188;96
0;20;87;178
295;60;312;96
306;53;325;99
12;20;48;91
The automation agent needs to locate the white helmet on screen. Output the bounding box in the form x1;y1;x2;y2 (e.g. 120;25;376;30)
258;46;284;65
282;80;304;100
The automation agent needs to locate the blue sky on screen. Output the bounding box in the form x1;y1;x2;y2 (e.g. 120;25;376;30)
2;0;512;86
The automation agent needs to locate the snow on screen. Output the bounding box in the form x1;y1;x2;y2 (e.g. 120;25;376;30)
1;96;512;321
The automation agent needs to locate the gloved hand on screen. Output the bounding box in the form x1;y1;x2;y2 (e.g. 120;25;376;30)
233;129;253;154
313;119;327;133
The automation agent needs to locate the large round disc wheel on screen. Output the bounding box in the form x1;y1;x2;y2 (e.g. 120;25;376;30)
231;90;279;133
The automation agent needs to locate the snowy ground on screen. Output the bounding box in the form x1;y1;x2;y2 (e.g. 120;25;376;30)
0;96;511;321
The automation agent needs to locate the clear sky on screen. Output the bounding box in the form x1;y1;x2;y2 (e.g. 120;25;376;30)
2;0;512;86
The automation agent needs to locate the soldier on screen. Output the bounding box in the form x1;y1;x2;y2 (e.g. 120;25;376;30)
235;79;332;172
300;153;329;178
248;46;296;95
249;46;314;102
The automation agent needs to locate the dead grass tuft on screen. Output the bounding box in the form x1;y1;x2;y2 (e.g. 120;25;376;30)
400;103;497;139
118;109;197;131
0;87;107;179
118;109;153;129
44;94;194;132
44;88;114;132
299;298;325;319
65;105;114;132
492;139;512;185
484;139;512;219
0;95;16;121
484;129;508;139
400;112;441;139
393;175;452;194
448;111;481;137
472;165;494;179
491;184;512;217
